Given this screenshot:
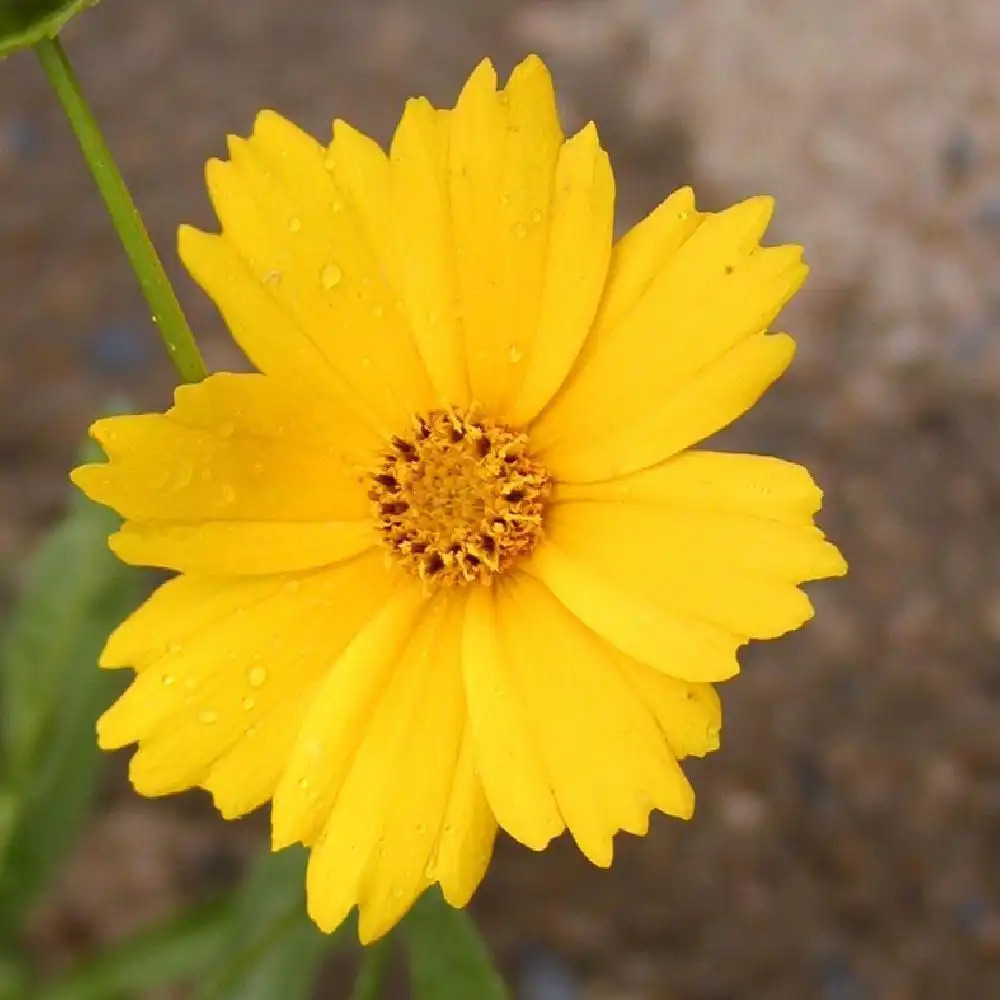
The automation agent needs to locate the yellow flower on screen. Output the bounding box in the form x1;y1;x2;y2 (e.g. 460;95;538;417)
72;55;846;942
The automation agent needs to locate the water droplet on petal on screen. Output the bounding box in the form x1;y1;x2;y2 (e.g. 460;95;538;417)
247;666;268;688
167;641;184;655
288;216;302;233
320;262;343;289
263;269;282;287
513;221;527;238
198;709;218;725
678;209;691;221
372;304;385;319
508;344;523;364
284;579;301;594
297;777;310;790
218;421;235;438
245;724;258;738
531;208;544;224
242;696;256;711
161;673;175;687
323;151;336;171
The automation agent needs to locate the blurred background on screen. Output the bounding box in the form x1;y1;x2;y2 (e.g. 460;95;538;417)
2;0;1000;997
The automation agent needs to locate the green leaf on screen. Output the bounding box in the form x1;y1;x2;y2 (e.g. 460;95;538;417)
0;0;100;60
33;899;234;1000
403;889;509;1000
194;845;345;1000
0;450;142;938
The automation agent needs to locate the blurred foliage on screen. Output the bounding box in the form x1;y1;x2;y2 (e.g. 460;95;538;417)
193;845;336;1000
0;441;141;940
0;0;100;59
33;900;233;1000
404;889;509;1000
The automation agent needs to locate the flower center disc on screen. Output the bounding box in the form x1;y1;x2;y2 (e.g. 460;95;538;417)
369;409;552;586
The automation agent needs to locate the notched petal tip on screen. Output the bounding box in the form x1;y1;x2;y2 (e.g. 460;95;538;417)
458;56;499;104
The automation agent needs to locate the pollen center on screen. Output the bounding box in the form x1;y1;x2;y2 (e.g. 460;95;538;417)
369;409;552;587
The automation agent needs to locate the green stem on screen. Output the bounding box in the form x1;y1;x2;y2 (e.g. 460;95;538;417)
34;36;207;384
349;936;393;1000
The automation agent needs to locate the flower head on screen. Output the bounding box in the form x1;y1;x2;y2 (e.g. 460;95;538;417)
72;55;846;942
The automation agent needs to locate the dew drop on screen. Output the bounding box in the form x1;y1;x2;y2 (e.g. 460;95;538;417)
247;666;268;688
531;208;544;224
297;778;310;791
167;641;184;655
372;303;385;319
161;673;175;687
218;421;235;438
245;724;258;738
198;709;218;725
391;886;404;900
513;221;527;238
221;483;236;504
320;262;343;289
262;269;282;286
242;696;256;711
322;151;336;171
508;344;523;364
288;216;302;233
678;209;691;221
284;579;301;594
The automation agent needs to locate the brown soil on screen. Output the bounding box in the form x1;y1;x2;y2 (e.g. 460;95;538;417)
3;1;1000;997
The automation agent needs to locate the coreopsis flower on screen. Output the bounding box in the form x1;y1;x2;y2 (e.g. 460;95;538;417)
72;55;846;942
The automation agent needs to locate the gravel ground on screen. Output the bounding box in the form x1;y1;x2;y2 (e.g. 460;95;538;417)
3;1;1000;997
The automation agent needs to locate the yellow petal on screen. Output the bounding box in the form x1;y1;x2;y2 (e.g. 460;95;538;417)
355;600;467;942
545;479;845;643
554;449;824;520
202;683;320;819
588;186;703;339
461;583;564;850
448;57;564;412
100;572;288;672
615;657;721;761
326;119;394;280
525;540;743;682
101;553;395;797
287;589;462;939
184;110;434;436
495;574;694;865
73;377;373;525
178;227;378;426
271;582;428;850
71;373;382;576
426;725;498;908
540;331;797;483
389;98;468;404
533;192;806;479
505;121;615;424
108;520;373;575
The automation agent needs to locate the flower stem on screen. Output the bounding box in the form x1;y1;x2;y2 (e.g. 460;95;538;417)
34;36;207;384
349;935;393;1000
